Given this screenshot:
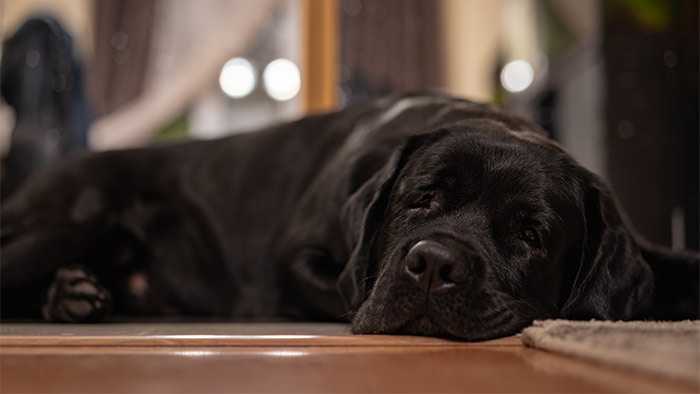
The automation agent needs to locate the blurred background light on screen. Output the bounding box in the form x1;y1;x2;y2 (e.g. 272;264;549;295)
263;58;301;101
500;59;534;93
219;57;256;98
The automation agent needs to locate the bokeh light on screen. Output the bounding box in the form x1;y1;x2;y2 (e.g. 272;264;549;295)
500;60;534;93
263;58;301;101
219;57;256;99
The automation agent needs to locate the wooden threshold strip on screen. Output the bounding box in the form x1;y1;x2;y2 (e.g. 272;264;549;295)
0;323;521;347
0;333;521;347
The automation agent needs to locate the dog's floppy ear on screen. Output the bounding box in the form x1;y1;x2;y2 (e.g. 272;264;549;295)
561;171;655;320
337;132;445;312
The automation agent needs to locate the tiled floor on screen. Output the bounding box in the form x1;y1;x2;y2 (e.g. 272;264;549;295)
0;323;695;393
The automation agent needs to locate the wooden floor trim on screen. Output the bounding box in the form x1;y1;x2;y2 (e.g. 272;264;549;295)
0;334;521;347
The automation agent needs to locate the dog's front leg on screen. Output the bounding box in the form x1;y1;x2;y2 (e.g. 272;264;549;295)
0;158;119;321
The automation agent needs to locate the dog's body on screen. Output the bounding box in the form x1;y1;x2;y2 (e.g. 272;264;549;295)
1;94;698;340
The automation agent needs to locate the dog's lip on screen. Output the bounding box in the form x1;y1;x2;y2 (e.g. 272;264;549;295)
356;291;527;340
397;314;439;334
396;302;453;333
402;311;525;341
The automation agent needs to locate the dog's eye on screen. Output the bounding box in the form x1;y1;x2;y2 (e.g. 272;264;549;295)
519;228;541;247
407;191;441;213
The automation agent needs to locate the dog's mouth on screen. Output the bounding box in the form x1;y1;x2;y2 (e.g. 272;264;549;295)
350;307;444;337
351;283;534;341
353;306;530;341
396;314;451;338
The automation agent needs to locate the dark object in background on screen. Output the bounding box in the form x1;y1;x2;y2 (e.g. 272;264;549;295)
603;0;699;249
0;15;91;199
340;0;442;104
89;0;155;117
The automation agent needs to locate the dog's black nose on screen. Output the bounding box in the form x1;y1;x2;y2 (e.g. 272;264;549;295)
404;240;468;293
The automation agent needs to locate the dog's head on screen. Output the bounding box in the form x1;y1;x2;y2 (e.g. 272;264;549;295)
338;119;655;340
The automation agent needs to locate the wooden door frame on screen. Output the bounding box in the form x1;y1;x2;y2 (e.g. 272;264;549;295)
300;0;338;113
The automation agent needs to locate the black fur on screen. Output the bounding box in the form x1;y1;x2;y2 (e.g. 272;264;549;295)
1;94;697;340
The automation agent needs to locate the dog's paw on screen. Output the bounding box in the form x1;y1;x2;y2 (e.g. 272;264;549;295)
42;266;112;323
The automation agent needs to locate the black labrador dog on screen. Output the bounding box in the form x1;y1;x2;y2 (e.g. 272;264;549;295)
1;94;698;340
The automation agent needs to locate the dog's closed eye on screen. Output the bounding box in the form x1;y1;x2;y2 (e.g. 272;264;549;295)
518;228;541;247
406;190;442;214
401;172;463;215
509;210;548;255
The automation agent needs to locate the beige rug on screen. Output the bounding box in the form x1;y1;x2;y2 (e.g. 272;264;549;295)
521;320;700;384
